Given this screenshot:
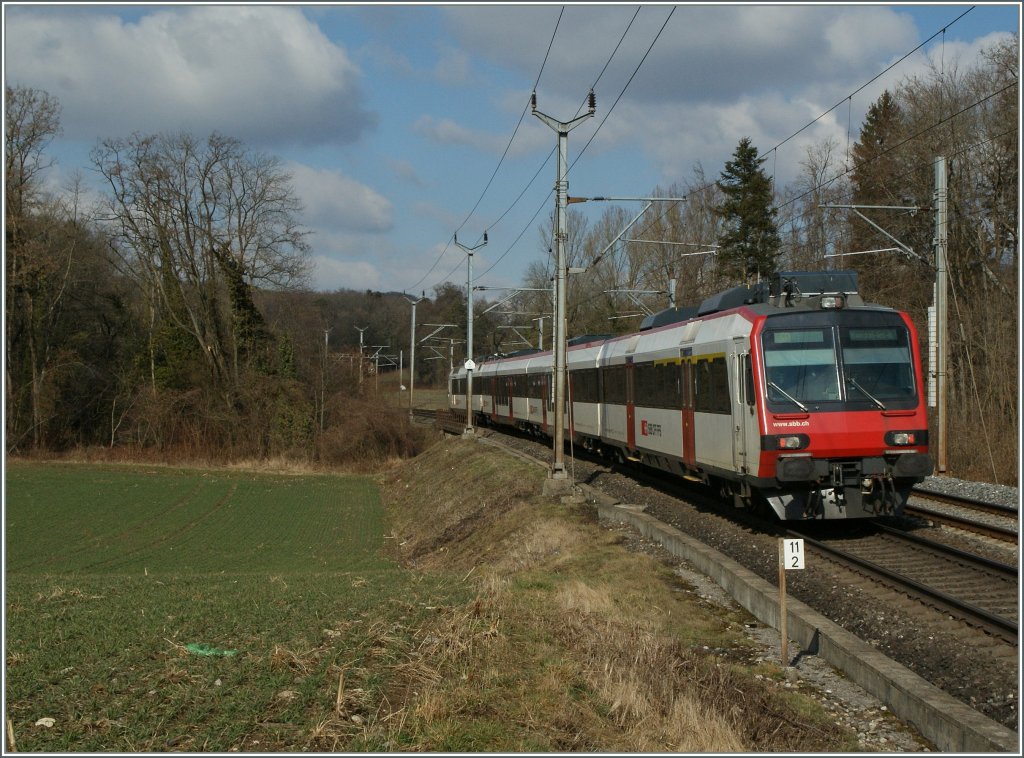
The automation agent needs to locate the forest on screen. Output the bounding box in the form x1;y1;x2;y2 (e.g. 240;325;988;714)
4;36;1017;483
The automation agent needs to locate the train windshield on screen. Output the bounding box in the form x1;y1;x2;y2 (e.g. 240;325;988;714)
762;324;916;411
839;326;916;403
763;329;840;408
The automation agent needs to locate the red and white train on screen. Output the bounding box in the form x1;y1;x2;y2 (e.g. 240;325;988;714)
450;271;933;520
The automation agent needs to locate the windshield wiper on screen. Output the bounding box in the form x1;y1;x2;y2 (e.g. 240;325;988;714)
846;377;886;410
767;381;808;412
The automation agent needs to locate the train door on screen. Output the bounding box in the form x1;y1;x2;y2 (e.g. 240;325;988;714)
626;358;636;451
681;351;696;466
730;336;749;474
542;373;549;433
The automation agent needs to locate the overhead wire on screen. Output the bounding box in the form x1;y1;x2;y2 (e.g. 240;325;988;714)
571;6;676;170
624;6;986;249
472;5;647;282
405;5;565;293
478;5;674;281
778;80;1017;214
423;4;991;296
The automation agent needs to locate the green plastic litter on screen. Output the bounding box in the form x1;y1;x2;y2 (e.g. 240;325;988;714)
185;643;237;657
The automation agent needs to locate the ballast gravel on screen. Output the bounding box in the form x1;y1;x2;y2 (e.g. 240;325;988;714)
917;474;1020;509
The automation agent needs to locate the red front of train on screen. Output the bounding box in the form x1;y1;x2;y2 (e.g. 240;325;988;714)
746;300;932;519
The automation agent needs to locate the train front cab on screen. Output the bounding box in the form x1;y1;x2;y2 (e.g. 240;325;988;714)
749;306;933;520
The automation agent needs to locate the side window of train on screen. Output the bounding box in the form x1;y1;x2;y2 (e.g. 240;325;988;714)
570;368;598;403
743;354;755;408
635;361;681;409
694;356;730;414
602;365;627;404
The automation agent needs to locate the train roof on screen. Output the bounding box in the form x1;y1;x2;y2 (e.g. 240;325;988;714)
450;271;896;376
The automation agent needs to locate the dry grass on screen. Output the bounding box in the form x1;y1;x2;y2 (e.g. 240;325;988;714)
371;437;858;752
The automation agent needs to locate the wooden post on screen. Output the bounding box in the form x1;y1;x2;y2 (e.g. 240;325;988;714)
778;538;788;667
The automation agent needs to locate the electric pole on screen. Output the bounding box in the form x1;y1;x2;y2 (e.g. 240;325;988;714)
933;156;948;474
532;316;546;350
533;90;595;493
320;327;332;432
404;292;426;416
454;232;487;436
354;326;368;387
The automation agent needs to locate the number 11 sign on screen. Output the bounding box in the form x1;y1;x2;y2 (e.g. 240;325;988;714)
778;538;806;667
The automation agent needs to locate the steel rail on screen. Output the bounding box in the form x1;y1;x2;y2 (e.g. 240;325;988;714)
904;502;1018;544
911;486;1019;518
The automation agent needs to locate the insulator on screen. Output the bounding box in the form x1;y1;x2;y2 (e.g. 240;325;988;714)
483;230;488;243
531;91;537;110
588;90;596;111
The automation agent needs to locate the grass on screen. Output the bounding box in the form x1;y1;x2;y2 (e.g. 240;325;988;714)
374;438;864;752
4;461;468;752
6;442;868;751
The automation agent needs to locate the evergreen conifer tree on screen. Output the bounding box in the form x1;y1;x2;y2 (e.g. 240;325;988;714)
715;137;781;283
850;90;903;201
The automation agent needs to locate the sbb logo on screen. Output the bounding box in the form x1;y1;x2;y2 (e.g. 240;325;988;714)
640;420;662;437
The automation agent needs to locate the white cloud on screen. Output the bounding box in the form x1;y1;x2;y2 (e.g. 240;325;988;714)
287;163;393;234
824;8;918;65
388;158;428;188
412;115;507;153
444;6;920;104
4;6;377;146
311;255;381;292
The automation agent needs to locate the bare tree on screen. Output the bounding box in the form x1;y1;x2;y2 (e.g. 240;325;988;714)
93;132;311;400
4;85;71;450
781;137;849;271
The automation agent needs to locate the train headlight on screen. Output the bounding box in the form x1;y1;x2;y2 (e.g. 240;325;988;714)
762;434;810;451
820;295;845;309
885;430;927;446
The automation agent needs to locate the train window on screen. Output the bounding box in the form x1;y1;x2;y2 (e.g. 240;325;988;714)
840;326;916;401
763;329;840;406
570;368;599;403
511;374;527;397
602;365;627;404
635;361;680;409
694;357;730;414
743;354;755;407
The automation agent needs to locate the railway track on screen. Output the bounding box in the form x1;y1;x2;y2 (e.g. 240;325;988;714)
788;524;1018;646
906;487;1018;544
412;407;465;434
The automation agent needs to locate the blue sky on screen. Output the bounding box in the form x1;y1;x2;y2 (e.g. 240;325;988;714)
3;3;1019;295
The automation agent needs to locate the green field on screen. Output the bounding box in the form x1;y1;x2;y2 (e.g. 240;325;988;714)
5;462;461;751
